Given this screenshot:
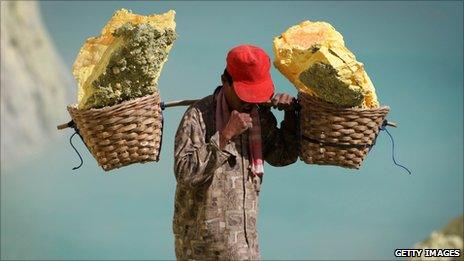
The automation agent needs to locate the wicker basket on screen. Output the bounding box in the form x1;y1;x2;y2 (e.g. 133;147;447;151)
67;92;163;171
298;92;390;169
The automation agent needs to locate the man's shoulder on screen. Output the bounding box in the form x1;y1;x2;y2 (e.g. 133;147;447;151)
177;95;214;127
186;94;214;115
175;94;215;136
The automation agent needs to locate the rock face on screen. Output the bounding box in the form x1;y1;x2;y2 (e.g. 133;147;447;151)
1;1;72;166
273;21;379;108
410;214;464;261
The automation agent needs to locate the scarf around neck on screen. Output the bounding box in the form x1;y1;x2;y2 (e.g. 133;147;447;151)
215;86;264;178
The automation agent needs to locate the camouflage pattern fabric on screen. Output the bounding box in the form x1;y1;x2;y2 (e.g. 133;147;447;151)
173;86;298;260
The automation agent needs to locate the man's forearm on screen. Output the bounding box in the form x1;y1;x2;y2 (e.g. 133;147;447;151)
219;130;232;150
175;130;235;188
283;110;297;133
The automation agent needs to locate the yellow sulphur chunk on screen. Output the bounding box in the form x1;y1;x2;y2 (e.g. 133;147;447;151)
273;20;379;108
72;9;176;109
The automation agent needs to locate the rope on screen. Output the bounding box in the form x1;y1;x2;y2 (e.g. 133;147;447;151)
301;135;374;149
301;123;411;174
68;121;83;171
380;120;412;175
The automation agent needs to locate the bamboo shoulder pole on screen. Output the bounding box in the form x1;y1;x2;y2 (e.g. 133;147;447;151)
56;99;201;130
161;99;199;109
57;99;397;130
57;121;74;130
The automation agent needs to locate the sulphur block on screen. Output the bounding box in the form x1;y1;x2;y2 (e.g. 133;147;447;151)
73;9;177;109
273;21;379;108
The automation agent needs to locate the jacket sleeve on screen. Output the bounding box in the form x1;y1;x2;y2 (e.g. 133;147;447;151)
259;107;299;167
174;106;236;188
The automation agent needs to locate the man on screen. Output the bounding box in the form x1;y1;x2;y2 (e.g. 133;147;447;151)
173;45;298;260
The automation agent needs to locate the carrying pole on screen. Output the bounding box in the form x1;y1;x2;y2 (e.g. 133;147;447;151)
160;99;199;109
56;99;200;130
56;99;398;130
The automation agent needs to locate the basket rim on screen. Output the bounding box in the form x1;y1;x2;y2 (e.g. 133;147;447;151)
67;92;160;112
298;92;390;112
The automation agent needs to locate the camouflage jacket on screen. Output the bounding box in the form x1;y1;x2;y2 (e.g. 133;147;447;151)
173;86;298;260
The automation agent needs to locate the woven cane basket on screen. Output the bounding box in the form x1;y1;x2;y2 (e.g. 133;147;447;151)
67;92;163;171
298;92;390;169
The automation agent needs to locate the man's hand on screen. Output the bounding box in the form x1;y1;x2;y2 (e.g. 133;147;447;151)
267;93;297;133
269;93;296;111
219;110;252;149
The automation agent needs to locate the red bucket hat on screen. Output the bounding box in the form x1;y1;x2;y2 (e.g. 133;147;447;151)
226;45;275;103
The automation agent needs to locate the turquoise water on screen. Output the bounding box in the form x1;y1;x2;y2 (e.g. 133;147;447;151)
1;1;462;260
